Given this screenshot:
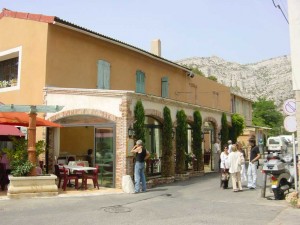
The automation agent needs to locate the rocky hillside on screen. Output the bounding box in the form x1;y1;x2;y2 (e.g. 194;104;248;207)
177;55;293;108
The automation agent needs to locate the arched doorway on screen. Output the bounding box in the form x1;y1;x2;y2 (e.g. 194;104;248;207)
53;114;116;188
144;116;162;175
203;121;216;172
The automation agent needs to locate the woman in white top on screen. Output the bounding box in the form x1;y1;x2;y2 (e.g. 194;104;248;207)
220;146;229;189
228;144;243;192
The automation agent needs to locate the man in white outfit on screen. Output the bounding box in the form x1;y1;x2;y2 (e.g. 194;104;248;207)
228;140;233;153
213;140;221;172
247;138;261;189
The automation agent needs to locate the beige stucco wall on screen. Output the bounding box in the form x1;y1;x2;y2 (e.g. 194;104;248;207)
45;24;231;112
0;17;48;105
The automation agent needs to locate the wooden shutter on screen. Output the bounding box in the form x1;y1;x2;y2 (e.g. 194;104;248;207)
161;76;169;98
97;60;110;89
136;70;145;93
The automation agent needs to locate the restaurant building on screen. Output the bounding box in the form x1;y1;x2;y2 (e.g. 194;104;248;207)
0;9;253;188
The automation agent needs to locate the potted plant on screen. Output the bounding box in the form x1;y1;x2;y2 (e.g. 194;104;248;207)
3;137;58;198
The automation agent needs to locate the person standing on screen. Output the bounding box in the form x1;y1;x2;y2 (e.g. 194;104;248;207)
213;140;221;172
220;145;230;189
247;138;261;189
86;148;93;167
236;141;247;183
228;140;233;153
228;144;243;192
131;140;150;193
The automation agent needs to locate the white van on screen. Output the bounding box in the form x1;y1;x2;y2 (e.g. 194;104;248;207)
267;136;288;154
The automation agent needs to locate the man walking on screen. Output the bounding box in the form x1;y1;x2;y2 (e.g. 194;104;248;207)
131;140;150;193
247;138;261;189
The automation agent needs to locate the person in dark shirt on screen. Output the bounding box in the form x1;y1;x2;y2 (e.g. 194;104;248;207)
247;138;261;189
130;140;150;193
86;149;93;167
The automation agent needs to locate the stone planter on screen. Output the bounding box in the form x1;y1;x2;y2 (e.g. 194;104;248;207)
7;174;58;199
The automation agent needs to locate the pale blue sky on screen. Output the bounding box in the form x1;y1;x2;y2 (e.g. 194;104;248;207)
0;0;290;64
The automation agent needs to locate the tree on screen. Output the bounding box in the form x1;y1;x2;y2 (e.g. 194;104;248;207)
161;106;174;177
175;110;187;174
229;113;245;143
252;97;283;136
220;113;229;150
133;100;145;143
192;110;202;171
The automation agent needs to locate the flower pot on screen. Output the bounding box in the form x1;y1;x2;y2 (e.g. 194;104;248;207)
7;174;58;199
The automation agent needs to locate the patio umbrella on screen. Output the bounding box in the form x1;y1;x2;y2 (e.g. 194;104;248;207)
0;124;25;136
0;112;61;127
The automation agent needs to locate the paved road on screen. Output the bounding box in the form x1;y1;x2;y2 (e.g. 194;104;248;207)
0;170;298;225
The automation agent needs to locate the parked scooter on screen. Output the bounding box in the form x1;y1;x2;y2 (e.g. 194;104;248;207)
262;153;296;200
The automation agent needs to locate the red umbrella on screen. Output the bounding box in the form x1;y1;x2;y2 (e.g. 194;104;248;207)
0;112;61;127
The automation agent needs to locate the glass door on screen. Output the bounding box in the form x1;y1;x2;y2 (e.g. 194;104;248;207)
95;126;115;187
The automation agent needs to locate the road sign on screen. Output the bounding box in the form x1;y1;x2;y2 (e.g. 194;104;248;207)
284;115;297;132
283;99;296;116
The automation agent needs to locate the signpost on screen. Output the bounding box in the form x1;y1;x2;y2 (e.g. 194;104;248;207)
282;99;298;193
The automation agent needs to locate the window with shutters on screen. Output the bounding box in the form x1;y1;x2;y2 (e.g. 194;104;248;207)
161;76;169;98
136;70;145;93
97;60;110;89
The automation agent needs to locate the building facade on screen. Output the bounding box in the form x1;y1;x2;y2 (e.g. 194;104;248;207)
0;9;252;188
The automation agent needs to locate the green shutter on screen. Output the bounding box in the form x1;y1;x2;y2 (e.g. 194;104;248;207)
162;76;169;98
97;60;110;89
136;70;145;93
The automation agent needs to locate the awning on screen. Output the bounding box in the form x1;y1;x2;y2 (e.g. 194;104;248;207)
0;125;25;136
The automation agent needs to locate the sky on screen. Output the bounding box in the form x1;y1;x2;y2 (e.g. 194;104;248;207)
0;0;290;64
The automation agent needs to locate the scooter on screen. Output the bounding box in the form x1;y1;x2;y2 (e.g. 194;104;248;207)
262;153;296;200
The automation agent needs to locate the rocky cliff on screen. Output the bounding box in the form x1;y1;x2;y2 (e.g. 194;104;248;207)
177;55;293;107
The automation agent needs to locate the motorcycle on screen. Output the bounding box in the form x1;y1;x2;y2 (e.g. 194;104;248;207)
262;153;297;200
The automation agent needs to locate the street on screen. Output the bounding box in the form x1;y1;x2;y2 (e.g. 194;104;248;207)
0;169;298;225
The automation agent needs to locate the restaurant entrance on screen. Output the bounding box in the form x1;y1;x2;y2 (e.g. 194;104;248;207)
95;126;115;188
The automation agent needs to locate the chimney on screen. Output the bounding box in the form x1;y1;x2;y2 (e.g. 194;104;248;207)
151;39;161;57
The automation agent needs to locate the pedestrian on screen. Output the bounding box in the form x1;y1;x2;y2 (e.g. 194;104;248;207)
236;141;247;183
220;145;230;189
228;144;243;192
130;140;150;193
247;138;261;189
213;139;221;172
228;140;233;153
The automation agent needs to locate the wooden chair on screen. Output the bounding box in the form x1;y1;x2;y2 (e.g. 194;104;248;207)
83;165;99;190
61;167;79;191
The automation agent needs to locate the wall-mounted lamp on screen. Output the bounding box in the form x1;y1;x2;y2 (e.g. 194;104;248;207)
201;132;204;141
218;132;221;140
172;128;176;139
128;126;135;139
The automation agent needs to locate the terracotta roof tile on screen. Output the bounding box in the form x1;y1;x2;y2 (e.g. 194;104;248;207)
0;8;54;23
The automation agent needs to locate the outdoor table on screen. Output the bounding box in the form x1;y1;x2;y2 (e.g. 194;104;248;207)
63;165;97;189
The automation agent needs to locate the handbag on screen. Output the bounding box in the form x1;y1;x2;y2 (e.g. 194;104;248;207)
221;172;229;181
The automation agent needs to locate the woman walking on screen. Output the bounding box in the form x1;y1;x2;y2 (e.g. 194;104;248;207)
220;145;230;189
228;144;243;192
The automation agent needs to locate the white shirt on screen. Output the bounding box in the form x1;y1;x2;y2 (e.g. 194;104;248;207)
228;151;242;173
220;152;229;169
228;144;232;154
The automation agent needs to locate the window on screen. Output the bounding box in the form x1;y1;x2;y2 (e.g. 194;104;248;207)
161;76;169;98
0;46;21;91
97;60;110;89
136;70;145;93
